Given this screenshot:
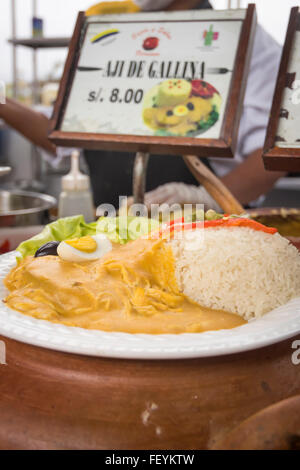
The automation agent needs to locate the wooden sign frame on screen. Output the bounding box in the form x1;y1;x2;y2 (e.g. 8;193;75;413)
49;5;256;158
263;7;300;172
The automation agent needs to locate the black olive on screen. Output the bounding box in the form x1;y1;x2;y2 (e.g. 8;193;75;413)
34;241;60;258
187;102;195;110
166;110;173;116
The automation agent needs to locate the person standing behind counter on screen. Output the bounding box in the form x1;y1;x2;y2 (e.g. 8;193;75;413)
0;0;286;210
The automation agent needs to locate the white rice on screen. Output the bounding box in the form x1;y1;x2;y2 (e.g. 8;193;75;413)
170;227;300;320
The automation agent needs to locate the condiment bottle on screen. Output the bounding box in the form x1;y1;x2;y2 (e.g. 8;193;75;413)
58;150;94;222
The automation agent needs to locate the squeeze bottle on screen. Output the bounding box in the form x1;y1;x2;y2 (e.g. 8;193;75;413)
58;151;94;222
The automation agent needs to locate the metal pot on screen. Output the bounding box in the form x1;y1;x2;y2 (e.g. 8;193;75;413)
0;190;56;227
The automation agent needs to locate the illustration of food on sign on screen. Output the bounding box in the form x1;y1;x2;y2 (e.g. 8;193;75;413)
142;79;221;137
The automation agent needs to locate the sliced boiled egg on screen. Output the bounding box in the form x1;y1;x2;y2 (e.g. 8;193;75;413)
174;105;188;117
57;234;112;262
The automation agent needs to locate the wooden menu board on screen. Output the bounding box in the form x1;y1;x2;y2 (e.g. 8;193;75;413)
49;5;256;158
263;7;300;171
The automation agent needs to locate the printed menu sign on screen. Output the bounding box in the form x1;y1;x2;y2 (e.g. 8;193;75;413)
50;7;256;157
276;31;300;149
263;7;300;171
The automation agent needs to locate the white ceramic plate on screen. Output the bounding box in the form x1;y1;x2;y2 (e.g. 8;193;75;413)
0;251;300;359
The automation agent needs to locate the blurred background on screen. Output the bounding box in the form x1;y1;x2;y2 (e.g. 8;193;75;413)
1;0;295;96
0;0;299;206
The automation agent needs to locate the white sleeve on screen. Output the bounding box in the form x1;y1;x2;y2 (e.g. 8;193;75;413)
210;24;282;177
34;105;78;168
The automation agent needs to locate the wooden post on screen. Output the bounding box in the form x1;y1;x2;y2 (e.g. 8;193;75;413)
132;152;149;205
183;155;244;214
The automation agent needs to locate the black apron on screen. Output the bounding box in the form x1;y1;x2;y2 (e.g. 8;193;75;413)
84;0;213;207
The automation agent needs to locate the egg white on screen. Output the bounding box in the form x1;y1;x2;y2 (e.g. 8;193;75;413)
57;234;112;262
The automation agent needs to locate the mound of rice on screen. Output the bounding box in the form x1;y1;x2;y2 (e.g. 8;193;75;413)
170;227;300;320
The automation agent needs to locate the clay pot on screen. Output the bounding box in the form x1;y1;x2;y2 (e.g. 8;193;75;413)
0;334;299;450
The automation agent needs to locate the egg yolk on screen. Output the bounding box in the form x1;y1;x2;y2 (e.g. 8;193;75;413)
65;236;97;253
174;105;188;117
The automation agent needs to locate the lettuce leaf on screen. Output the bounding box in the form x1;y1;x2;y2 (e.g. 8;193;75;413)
17;215;160;258
17;215;97;258
96;216;159;244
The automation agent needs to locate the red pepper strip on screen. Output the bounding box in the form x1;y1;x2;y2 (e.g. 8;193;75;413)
155;218;277;239
168;217;185;226
204;218;277;234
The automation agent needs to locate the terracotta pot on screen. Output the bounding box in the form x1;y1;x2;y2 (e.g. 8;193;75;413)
0;334;299;450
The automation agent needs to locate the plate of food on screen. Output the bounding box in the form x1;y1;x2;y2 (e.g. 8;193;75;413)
142;78;221;137
0;212;299;359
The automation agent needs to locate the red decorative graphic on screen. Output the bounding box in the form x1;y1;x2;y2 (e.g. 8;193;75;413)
191;79;219;99
143;36;159;51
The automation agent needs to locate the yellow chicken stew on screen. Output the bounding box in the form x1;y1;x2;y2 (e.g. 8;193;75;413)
4;238;245;334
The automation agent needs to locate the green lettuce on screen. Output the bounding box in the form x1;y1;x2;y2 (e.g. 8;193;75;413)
96;216;159;244
17;215;160;258
17;215;97;258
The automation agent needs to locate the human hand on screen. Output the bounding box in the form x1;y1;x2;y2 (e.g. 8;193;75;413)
119;182;221;215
